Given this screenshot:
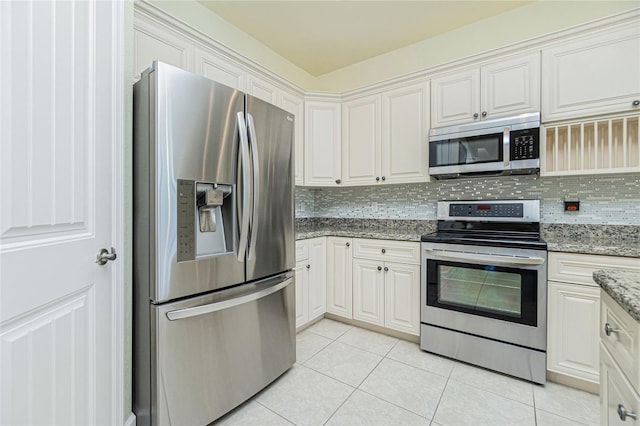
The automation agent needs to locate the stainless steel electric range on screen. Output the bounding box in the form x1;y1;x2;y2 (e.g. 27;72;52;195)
420;199;547;384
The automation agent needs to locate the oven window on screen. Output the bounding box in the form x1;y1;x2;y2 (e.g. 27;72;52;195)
429;132;504;167
426;260;538;326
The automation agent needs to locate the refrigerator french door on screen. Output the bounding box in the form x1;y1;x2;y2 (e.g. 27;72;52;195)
133;61;295;426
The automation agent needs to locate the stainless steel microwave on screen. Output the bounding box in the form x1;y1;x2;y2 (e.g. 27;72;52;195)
428;112;540;179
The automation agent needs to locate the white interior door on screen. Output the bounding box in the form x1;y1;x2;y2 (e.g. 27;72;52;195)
1;1;125;424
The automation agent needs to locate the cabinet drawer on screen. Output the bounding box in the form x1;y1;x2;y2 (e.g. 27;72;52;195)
295;240;309;262
601;290;640;394
548;252;640;286
353;239;420;264
600;343;640;426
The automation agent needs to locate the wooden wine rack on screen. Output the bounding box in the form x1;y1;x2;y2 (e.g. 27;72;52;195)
541;114;640;176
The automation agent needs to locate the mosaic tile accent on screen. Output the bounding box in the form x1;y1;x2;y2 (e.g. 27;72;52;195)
302;173;640;225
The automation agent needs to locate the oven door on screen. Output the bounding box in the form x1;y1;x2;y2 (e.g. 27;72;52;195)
421;242;547;350
428;126;510;176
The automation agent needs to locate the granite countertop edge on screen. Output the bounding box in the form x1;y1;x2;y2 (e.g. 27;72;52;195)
296;229;640;258
593;269;640;322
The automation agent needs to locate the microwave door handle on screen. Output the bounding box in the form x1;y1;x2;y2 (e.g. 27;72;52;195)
237;112;251;262
503;127;510;167
424;248;545;266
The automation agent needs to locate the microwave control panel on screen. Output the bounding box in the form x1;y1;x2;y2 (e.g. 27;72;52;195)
510;128;539;160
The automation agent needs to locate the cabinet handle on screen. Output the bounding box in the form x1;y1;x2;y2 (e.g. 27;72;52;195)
345;242;350;247
384;266;389;272
605;323;619;336
335;179;341;184
618;404;637;421
377;266;382;271
381;248;386;254
473;113;479;119
306;264;310;269
381;176;386;181
376;177;380;181
633;100;640;106
482;111;487;117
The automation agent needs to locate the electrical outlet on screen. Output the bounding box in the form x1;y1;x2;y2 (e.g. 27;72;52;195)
371;202;378;211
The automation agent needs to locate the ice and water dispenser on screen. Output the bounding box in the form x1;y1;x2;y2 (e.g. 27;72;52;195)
177;179;234;262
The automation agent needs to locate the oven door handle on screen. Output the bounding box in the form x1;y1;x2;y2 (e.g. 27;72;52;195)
424;248;545;266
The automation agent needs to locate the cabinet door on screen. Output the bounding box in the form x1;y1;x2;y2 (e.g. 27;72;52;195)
342;95;381;185
353;259;385;326
194;48;246;90
548;281;600;384
381;82;429;184
542;22;640;122
295;262;309;328
384;262;420;335
431;68;480;127
133;16;193;79
281;91;305;186
247;74;280;105
600;344;640;426
308;238;327;320
326;237;353;319
304;101;342;186
481;52;540;120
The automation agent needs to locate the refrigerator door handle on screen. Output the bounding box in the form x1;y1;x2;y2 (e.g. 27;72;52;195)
165;276;293;320
247;113;260;262
237;111;251;262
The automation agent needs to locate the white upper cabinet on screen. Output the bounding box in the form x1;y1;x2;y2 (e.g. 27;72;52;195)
431;52;540;128
381;82;430;184
281;91;305;186
247;74;280;104
542;21;640;122
304;101;342;186
342;95;381;185
133;14;194;79
342;81;429;186
194;48;246;91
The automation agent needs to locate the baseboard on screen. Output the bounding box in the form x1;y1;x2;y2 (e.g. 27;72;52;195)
323;313;419;343
546;370;599;395
124;412;136;426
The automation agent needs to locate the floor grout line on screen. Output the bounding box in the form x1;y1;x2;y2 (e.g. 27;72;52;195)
254;400;297;426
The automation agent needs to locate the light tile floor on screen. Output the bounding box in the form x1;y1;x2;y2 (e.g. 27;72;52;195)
215;319;599;426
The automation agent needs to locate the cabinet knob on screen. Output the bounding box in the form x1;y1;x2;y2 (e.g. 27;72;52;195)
384;266;389;272
306;264;310;269
381;248;386;254
633;100;640;106
604;323;619;336
335;179;341;184
376;177;380;181
482;111;487;117
345;242;350;247
473;113;479;119
377;266;382;271
617;404;637;421
381;176;386;181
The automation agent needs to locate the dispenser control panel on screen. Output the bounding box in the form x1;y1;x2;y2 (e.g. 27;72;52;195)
177;179;196;261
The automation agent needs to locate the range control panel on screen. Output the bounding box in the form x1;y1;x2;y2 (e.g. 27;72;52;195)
510;128;539;160
449;203;524;218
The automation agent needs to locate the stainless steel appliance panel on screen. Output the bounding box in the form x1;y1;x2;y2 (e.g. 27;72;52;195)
245;95;295;282
138;62;246;303
421;242;547;350
150;272;295;426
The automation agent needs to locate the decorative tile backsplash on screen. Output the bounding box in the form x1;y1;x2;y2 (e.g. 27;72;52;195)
296;173;640;225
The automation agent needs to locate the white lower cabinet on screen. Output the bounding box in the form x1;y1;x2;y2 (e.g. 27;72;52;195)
326;237;353;318
547;252;640;386
600;290;640;425
351;239;421;336
295;238;326;329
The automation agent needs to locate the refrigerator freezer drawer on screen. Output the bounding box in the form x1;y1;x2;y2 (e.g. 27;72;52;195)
149;272;295;426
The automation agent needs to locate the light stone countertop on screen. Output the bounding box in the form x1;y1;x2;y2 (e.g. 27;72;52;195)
593;269;640;322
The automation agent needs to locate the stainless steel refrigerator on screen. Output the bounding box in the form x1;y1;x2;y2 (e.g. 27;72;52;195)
133;61;296;426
